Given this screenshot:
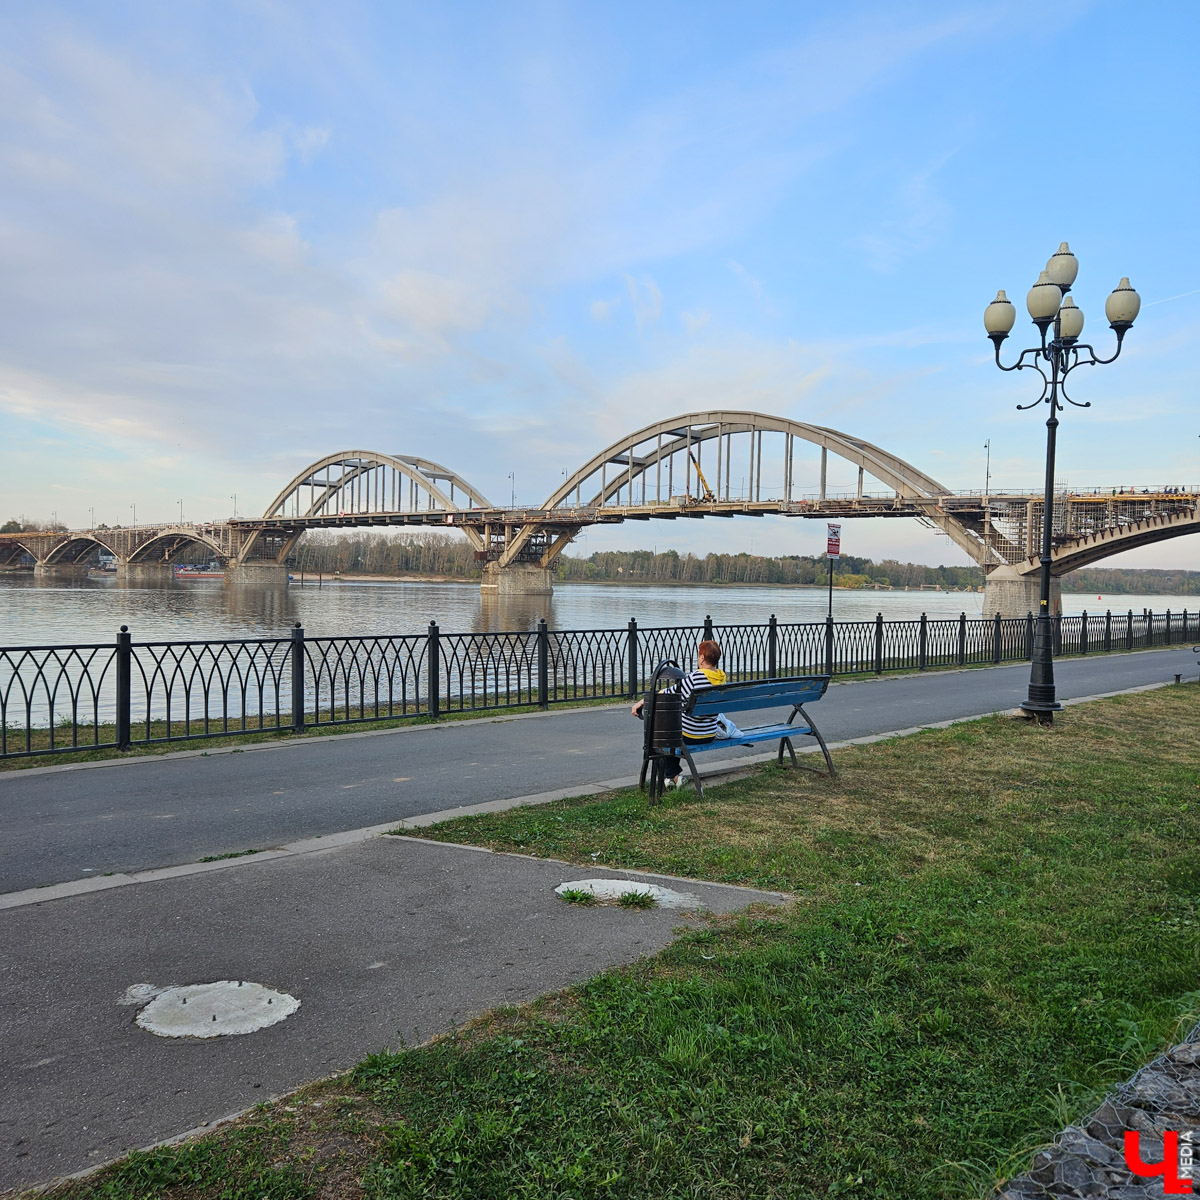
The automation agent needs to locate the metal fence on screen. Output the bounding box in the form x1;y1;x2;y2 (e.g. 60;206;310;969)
1;607;1195;759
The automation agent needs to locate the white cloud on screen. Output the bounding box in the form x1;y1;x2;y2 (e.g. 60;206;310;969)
623;274;662;330
682;309;711;334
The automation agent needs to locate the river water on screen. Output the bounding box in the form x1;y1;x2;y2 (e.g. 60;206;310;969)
0;574;1191;647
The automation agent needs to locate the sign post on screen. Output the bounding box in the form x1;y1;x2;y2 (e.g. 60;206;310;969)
825;523;841;675
826;523;841;621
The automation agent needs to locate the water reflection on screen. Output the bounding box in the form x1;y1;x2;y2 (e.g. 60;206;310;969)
477;591;555;633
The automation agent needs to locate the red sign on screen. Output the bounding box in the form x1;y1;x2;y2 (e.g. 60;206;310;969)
1125;1131;1193;1194
826;523;842;559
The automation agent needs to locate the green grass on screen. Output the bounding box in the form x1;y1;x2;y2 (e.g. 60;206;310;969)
558;887;597;905
34;684;1200;1200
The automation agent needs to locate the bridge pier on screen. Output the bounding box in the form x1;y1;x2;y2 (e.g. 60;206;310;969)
983;570;1062;619
118;562;176;583
481;564;553;596
33;562;90;579
226;562;290;587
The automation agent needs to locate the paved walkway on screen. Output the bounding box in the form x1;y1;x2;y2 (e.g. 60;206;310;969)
0;834;786;1193
1;647;1190;893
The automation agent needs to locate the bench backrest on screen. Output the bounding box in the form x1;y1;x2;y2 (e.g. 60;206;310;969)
686;675;830;717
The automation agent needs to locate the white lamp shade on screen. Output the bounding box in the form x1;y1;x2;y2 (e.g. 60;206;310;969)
984;289;1017;335
1027;270;1063;321
1105;278;1141;326
1046;241;1079;290
1057;296;1084;339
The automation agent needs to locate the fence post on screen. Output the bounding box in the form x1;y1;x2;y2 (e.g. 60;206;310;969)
1147;609;1154;647
537;618;549;709
703;614;714;641
874;613;884;675
1126;610;1133;651
918;613;927;671
824;615;835;677
992;612;1002;664
116;625;131;751
957;612;966;667
1025;612;1034;660
627;618;638;698
1053;611;1063;656
1104;610;1112;652
1079;610;1088;657
290;622;305;732
1165;610;1173;645
768;614;778;680
427;621;441;720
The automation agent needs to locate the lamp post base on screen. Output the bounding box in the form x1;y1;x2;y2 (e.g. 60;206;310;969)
1018;696;1061;724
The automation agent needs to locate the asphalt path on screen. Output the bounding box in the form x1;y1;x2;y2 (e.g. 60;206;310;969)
0;647;1190;894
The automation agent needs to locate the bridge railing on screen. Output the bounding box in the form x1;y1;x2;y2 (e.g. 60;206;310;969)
1;608;1196;759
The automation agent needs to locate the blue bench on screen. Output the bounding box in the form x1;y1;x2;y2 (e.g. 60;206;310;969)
640;673;835;800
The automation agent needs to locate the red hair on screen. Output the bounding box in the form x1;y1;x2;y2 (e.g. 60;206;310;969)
698;639;721;667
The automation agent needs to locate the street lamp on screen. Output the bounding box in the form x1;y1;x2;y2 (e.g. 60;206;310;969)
984;242;1140;723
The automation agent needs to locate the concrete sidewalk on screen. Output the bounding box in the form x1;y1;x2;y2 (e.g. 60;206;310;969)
0;832;787;1194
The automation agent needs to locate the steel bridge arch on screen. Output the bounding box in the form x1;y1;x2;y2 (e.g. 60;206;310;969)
546;412;950;509
513;410;993;567
262;451;491;551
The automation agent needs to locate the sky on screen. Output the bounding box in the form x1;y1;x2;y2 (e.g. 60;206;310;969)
1;0;1197;570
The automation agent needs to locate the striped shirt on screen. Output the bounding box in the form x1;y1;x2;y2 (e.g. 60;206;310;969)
662;666;727;741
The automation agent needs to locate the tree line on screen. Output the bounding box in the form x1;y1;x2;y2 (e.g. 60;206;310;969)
284;531;1200;595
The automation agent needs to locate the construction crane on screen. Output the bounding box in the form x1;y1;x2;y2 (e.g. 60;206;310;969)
687;448;716;504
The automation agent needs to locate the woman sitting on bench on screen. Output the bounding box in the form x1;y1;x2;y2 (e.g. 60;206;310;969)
631;639;725;789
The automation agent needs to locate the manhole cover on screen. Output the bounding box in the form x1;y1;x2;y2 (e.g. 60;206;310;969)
132;981;300;1039
555;878;703;909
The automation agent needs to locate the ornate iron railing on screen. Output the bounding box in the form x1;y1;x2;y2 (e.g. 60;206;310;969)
1;607;1194;758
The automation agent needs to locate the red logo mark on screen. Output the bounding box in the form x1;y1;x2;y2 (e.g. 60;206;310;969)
1124;1131;1193;1194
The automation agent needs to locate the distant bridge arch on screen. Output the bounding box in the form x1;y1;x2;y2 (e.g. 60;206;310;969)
127;528;229;565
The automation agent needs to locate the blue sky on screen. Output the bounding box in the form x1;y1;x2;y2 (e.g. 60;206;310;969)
1;0;1197;569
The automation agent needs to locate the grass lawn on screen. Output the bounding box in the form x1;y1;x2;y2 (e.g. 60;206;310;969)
36;685;1200;1199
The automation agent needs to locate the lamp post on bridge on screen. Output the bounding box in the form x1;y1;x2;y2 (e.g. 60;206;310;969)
983;242;1140;723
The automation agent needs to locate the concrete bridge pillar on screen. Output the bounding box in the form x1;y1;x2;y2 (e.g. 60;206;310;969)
983;569;1062;619
481;563;553;596
33;562;90;579
226;562;290;587
118;562;175;583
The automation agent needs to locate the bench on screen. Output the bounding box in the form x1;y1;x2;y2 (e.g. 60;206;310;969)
639;670;835;800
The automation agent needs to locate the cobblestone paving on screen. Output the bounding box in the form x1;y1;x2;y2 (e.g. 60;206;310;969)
997;1021;1199;1199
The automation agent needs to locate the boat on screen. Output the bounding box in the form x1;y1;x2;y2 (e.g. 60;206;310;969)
173;564;224;580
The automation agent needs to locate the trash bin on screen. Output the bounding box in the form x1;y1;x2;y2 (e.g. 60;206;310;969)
643;689;682;752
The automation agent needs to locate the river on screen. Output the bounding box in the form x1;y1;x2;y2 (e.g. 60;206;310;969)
0;574;1193;646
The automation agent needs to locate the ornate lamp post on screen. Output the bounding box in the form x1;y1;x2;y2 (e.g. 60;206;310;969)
984;243;1140;722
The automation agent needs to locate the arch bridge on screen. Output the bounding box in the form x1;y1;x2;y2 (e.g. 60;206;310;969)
2;412;1195;614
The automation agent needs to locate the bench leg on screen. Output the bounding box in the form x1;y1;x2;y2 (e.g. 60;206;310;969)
777;737;798;768
798;705;837;778
679;748;704;800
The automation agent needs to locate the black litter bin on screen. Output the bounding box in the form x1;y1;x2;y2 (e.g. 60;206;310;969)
643;689;682;753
